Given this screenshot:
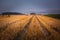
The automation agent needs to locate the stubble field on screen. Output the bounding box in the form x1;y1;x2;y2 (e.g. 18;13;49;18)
0;15;60;40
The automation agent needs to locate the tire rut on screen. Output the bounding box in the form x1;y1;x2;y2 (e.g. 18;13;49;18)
35;16;51;37
13;16;34;40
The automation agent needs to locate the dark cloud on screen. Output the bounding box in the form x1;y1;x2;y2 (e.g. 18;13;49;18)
0;0;60;14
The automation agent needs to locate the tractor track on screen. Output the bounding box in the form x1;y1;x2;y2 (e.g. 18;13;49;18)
13;16;34;40
35;16;51;37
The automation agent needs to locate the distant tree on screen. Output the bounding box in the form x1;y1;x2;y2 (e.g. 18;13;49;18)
2;12;10;17
2;12;24;17
30;13;36;15
7;14;10;17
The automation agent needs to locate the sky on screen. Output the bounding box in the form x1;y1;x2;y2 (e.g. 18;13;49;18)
0;0;60;14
